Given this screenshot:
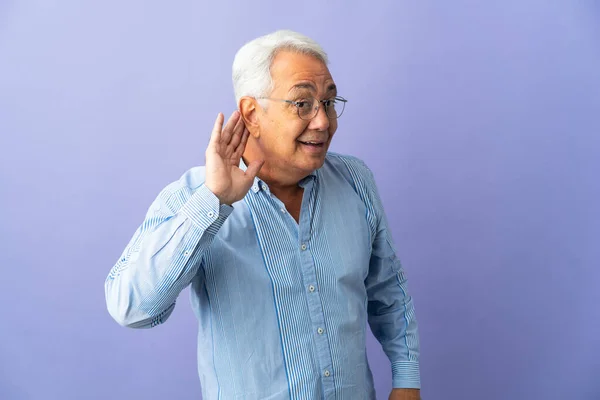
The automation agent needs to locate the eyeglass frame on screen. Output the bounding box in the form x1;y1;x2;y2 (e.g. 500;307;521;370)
255;95;348;120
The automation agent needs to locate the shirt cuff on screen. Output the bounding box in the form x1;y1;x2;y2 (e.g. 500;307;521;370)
392;360;421;389
180;184;233;233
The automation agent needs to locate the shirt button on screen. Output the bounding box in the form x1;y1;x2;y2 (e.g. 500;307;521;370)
308;285;315;292
324;370;331;377
300;244;307;251
184;251;190;256
262;184;267;191
207;211;215;218
317;327;324;335
252;185;258;192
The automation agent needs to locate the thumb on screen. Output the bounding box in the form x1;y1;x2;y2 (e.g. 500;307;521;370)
244;160;265;182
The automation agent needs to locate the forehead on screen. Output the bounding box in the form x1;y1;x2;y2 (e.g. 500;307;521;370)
270;50;334;93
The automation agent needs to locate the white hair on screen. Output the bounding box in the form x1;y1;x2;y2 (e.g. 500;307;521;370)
232;30;329;106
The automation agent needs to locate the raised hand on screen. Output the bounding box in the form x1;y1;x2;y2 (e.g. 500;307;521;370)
204;111;264;205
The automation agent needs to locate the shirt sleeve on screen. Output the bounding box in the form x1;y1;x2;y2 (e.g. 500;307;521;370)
104;171;233;329
354;160;421;389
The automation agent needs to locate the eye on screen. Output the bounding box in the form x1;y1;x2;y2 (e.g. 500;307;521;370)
324;99;336;107
295;100;310;108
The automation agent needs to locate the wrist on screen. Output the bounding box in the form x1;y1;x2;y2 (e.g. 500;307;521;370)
204;183;231;206
390;388;420;400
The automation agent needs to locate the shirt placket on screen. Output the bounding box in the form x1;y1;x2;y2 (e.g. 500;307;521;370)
296;178;336;400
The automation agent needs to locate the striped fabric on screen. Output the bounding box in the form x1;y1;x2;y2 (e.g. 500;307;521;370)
105;152;420;399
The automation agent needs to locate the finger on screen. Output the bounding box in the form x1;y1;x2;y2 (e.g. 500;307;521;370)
209;113;224;149
229;120;246;151
244;159;265;181
226;111;246;149
234;127;250;157
220;111;240;145
233;110;246;134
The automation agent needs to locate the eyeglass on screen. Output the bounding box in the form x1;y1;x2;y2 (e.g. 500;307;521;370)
257;96;348;120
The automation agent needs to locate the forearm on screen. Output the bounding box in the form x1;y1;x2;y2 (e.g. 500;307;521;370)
368;263;421;388
104;217;207;328
105;184;231;327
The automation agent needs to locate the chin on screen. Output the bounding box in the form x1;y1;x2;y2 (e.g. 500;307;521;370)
289;143;330;173
303;155;327;171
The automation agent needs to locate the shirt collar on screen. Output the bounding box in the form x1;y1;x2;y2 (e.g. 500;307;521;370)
239;157;318;193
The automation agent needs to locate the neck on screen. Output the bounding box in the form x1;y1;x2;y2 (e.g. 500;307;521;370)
242;153;308;198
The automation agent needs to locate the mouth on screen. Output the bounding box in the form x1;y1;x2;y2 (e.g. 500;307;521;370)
298;140;326;148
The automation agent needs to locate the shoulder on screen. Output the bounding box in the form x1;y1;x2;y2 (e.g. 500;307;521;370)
160;165;206;194
153;166;207;212
324;153;383;236
324;152;377;190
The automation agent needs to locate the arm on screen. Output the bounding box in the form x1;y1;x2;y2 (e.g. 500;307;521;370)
359;163;421;392
105;111;263;329
104;180;232;328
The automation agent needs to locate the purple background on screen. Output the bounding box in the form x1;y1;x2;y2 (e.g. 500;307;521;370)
1;1;599;399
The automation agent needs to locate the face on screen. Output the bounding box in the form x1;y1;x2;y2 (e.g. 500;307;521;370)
254;51;339;177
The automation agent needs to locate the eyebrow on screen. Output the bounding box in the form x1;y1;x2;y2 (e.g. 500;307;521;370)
290;83;337;96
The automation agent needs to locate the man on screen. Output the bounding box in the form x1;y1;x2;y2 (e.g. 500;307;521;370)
105;30;420;400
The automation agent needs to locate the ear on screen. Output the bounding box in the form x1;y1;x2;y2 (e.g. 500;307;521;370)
239;96;261;138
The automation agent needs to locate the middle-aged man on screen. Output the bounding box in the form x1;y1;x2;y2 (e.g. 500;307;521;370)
105;30;421;400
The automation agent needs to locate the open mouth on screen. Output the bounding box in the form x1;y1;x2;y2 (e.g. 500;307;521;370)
298;140;325;148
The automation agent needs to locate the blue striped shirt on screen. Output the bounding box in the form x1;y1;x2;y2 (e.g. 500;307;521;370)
105;152;420;399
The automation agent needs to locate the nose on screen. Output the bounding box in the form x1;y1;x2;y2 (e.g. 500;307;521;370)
308;103;330;131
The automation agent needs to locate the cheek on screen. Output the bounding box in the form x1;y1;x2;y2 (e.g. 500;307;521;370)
263;119;305;155
328;120;338;138
261;108;313;154
273;120;309;144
